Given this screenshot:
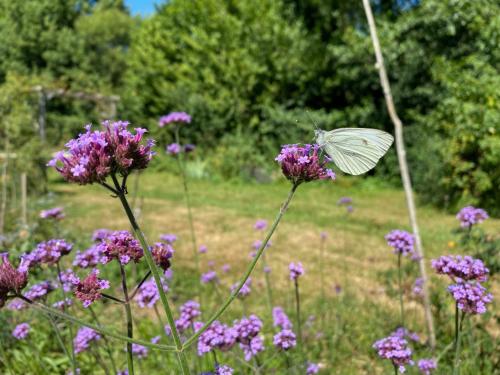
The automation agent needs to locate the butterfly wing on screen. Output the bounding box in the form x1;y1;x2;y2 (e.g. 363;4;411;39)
318;128;394;175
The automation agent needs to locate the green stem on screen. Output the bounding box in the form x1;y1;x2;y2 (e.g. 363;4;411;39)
183;183;299;349
452;305;465;375
47;314;72;365
397;252;405;328
262;253;274;314
393;363;398;375
120;264;135;375
89;306;118;374
111;175;190;374
56;261;77;374
294;280;302;344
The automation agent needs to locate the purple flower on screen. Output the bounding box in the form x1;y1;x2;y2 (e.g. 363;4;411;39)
448;282;493;315
385;230;415;256
158;112;192;127
240;336;264;361
28;239;73;266
254;220;267;231
418;358;437;374
373;335;413;373
263;265;271;273
73;245;102;269
199;245;208;254
197;321;237;355
252;240;271;251
456;206;488;228
74;327;101;354
289;262;304;281
230;278;251;299
337;197;352;205
73;269;110;308
273;307;293;330
175;300;202;333
58;269;77;292
201;271;218;284
306;362;320;374
151;242;174;271
222;264;231;273
0;256;28;307
184;144;196;153
431;255;489;283
215;364;234;375
233;315;263;345
12;323;30;340
320;231;328;240
160;233;177;244
166;143;181;155
412;278;424;296
98;230;143;265
48;121;154;185
276;144;336;184
132;343;148;359
92;229;113;242
53;298;73;310
391;327;420;343
40;207;65;220
134;278;168;309
273;329;297;351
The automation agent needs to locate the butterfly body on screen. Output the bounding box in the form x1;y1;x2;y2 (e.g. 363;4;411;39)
315;128;394;175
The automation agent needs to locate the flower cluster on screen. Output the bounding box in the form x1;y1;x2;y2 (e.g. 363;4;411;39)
197;321;237;355
92;229;113;242
214;364;234;375
12;323;30;340
273;329;297;351
418;358;437;375
390;327;420;343
373;335;413;373
307;363;320;374
74;327;101;354
73;245;102;269
230;278;251;299
151;242;174;271
166;143;196;155
134;278;168;309
275;144;335;184
385;230;415;256
132;344;148;359
447;283;493;315
73;270;110;308
48;121;154;185
456;206;488;228
175;300;201;333
40;207;65;220
158;112;191;127
254;220;267;231
273;307;293;330
412;278;424;296
160;233;177;244
53;298;73;310
289;262;304;281
58;269;77;292
0;257;28;307
201;271;218;284
27;239;73;266
99;230;143;265
337;197;352;205
431;255;489;283
233;315;264;360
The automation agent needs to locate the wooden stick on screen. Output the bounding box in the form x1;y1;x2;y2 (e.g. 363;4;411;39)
361;0;436;349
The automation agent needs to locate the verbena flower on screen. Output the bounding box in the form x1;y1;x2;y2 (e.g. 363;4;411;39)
53;298;73;310
273;329;297;351
0;256;28;307
12;323;30;340
231;278;251;299
201;271;218;284
240;335;264;361
412;278;424;296
74;327;101;354
92;229;113;242
431;255;489;283
306;362;320;374
448;282;493;314
233;315;263;345
276;144;336;184
222;264;231;273
215;364;234;375
373;335;413;373
166;143;181;155
48;121;154;185
254;220;267;231
456;206;488;228
40;207;65;220
385;230;415;256
289;262;304;281
160;233;177;244
199;245;208;254
320;231;328;239
197;321;237;355
134;278;168;309
7;280;53;310
252;240;271;251
184;144;196;153
27;239;73;266
73;245;102;269
263;265;271;273
391;327;420;343
273;307;293;330
175;300;201;333
337;197;352;205
418;358;437;374
58;269;77;292
151;242;174;271
158;112;191;127
73;269;110;308
132;343;148;359
99;230;143;265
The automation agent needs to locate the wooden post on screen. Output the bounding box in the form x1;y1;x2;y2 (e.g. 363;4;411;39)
21;173;27;227
361;0;436;349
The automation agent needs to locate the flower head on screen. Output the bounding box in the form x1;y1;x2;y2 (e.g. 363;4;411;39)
456;206;488;228
199;245;208;254
215;364;234;375
48;121;154;185
160;233;177;244
132;344;148;359
233;315;263;345
99;230;143;265
276;144;335;184
53;298;73;310
391;327;420;343
412;278;424;296
28;239;73;266
254;220;267;231
92;229;113;242
73;245;102;269
40;207;65;220
151;242;174;271
0;256;28;307
307;363;320;374
373;335;413;373
134;278;168;308
12;323;30;340
231;278;251;299
174;300;202;333
385;230;415;256
166;143;181;155
337;197;352;205
58;269;77;292
289;262;304;281
418;359;437;375
448;282;493;315
201;271;218;284
74;327;101;354
158;112;191;127
222;264;231;273
240;335;264;361
73;269;110;308
197;321;237;355
273;307;293;330
431;255;489;283
273;329;297;351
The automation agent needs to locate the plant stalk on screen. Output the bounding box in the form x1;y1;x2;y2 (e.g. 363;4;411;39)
294;279;302;344
397;253;405;328
120;264;135;375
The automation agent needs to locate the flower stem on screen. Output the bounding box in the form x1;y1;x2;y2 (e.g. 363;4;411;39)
183;183;299;350
397;252;405;328
393;363;398;375
294;279;302;345
120;264;135;375
452;304;465;375
262;253;274;314
46;314;72;366
112;174;190;374
89;305;118;374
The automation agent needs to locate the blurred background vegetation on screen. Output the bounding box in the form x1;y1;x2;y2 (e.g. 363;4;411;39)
0;0;499;215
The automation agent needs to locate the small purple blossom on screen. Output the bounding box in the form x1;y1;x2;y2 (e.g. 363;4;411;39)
73;269;110;308
201;271;218;284
231;278;251;299
175;300;202;333
448;282;493;315
273;307;293;330
40;207;65;220
222;264;231;273
99;230;143;265
263;265;271;273
151;242;174;271
289;262;304;281
92;229;113;242
197;321;237;355
160;234;177;244
53;298;73;310
12;323;30;340
73;245;102;269
158;112;191;127
373;335;413;373
306;362;320;374
412;278;424;296
58;269;77;292
320;231;328;240
431;255;489;283
456;206;488;228
166;143;181;155
254;220;267;231
252;240;271;251
184;144;196;153
28;239;73;266
233;315;263;345
215;364;234;375
74;327;101;354
273;329;297;351
391;327;420;343
132;343;148;359
0;256;28;307
337;197;352;205
385;230;415;256
134;278;168;308
199;245;208;254
418;359;437;375
240;336;264;361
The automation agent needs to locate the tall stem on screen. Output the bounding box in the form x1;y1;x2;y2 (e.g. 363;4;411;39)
453;305;465;375
183;183;299;349
397;253;405;328
111;175;190;374
262;253;274;314
47;314;72;366
294;280;302;344
89;306;118;374
120;264;135;375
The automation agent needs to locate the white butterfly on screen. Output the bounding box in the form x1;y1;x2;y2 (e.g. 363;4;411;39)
315;128;394;175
